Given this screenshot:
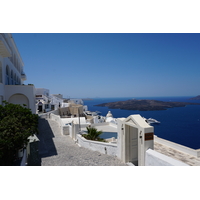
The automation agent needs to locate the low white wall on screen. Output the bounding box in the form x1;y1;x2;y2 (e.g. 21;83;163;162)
50;113;67;135
154;135;200;158
39;109;59;119
61;117;86;126
50;113;88;136
51;109;60;115
76;134;117;156
50;113;62;126
145;149;189;166
91;122;117;128
62;125;71;135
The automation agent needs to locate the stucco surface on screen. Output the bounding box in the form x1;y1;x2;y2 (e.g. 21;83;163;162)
38;118;127;166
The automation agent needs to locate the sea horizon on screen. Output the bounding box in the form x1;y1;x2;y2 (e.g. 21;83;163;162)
78;95;198;101
83;96;200;150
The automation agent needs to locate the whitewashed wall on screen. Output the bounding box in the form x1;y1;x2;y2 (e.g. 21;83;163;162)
77;134;117;156
5;85;36;114
116;118;125;160
154;135;200;158
145;149;188;166
50;113;88;136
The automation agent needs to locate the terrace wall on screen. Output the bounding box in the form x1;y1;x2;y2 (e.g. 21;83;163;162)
76;134;117;156
145;149;188;166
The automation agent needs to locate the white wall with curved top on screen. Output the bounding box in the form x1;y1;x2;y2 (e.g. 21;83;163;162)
5;85;36;113
9;93;29;108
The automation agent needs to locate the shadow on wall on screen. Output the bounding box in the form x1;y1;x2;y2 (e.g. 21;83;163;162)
37;118;58;158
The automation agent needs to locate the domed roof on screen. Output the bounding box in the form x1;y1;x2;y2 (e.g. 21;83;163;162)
106;111;113;118
105;117;115;123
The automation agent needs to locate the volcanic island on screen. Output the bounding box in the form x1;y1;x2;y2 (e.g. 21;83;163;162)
189;95;200;100
95;99;200;111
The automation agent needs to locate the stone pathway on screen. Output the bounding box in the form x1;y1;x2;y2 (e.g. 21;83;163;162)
38;118;127;166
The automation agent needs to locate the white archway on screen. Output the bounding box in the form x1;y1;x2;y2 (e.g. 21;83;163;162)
8;93;29;108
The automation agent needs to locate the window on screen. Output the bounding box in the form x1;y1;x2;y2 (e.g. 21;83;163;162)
0;96;3;105
0;62;2;83
11;70;13;85
14;54;16;67
14;73;16;85
6;65;10;85
16;77;19;85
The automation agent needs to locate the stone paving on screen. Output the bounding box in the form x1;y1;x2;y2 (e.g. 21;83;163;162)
38;118;127;166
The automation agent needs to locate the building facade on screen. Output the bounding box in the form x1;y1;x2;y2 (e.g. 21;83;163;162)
0;33;36;113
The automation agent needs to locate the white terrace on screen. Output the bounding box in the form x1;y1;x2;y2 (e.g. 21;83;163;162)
44;111;191;166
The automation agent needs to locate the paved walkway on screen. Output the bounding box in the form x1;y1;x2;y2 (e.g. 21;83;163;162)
38;118;127;166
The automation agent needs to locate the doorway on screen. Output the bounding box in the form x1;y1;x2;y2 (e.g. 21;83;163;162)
125;125;138;165
38;105;43;112
51;105;55;110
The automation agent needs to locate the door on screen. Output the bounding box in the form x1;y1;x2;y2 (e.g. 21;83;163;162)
51;105;55;110
38;105;43;112
127;125;138;165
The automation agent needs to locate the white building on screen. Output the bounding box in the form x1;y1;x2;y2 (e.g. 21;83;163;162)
0;33;36;113
35;88;52;112
35;88;88;113
35;88;70;112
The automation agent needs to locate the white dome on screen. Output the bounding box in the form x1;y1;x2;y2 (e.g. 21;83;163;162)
106;111;113;118
105;117;114;123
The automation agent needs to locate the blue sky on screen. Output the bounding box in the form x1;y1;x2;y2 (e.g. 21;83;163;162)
12;33;200;98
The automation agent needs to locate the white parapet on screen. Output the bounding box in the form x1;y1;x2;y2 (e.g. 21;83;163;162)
76;134;117;156
145;149;189;166
154;135;200;158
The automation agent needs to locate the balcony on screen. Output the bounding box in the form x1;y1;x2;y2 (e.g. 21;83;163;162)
21;72;27;81
0;34;12;57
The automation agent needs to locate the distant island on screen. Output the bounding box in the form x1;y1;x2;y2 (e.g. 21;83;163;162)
189;95;200;100
82;98;94;101
95;99;200;111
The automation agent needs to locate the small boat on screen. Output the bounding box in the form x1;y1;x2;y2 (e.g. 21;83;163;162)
84;111;101;116
146;118;160;124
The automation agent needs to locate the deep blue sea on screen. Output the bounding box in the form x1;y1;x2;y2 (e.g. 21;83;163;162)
83;96;200;149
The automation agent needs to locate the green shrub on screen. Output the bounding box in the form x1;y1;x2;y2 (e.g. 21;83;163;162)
0;101;39;165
